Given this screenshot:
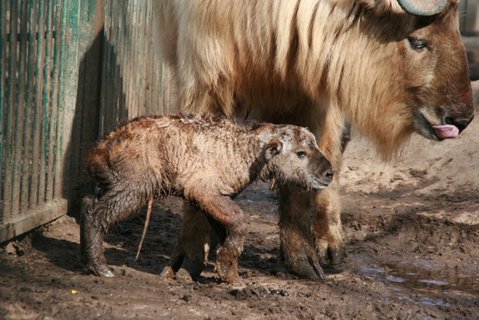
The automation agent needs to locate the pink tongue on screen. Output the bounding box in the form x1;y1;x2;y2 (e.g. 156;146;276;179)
432;125;459;139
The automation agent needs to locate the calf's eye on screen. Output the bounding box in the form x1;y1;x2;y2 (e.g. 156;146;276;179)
407;36;428;51
296;151;306;159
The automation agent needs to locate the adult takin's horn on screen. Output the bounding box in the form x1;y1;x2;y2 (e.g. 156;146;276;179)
397;0;448;16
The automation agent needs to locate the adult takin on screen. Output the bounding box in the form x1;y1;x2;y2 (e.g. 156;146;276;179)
155;0;475;279
80;113;333;283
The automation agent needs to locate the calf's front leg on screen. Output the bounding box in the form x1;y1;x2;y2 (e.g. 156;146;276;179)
192;193;246;283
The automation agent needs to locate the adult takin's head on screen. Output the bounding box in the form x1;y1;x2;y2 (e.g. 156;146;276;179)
258;124;334;191
317;0;474;157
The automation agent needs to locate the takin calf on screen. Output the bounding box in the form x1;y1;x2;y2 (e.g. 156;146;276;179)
80;113;333;283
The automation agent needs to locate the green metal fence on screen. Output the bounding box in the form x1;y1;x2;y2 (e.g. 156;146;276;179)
0;0;176;242
100;0;176;134
460;0;479;36
1;0;72;241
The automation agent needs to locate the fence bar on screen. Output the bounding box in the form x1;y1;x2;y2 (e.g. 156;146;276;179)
52;0;65;199
10;0;28;217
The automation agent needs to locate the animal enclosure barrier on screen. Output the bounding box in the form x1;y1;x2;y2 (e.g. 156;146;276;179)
459;0;479;35
0;0;176;242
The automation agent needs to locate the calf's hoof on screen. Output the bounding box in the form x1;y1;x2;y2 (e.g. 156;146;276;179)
86;263;115;278
160;266;176;278
215;248;239;283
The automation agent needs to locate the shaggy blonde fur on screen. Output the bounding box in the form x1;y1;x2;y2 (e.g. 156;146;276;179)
157;0;466;159
155;0;472;279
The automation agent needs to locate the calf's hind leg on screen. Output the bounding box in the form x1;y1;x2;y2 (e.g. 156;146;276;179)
80;185;151;277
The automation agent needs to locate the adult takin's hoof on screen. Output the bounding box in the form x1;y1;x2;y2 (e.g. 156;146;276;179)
286;254;325;280
86;263;115;278
327;246;344;267
181;257;205;280
167;249;206;281
215;247;239;283
317;243;345;269
280;232;326;280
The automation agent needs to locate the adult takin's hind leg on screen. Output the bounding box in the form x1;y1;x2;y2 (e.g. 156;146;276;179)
279;116;348;278
80;186;151;277
162;202;216;280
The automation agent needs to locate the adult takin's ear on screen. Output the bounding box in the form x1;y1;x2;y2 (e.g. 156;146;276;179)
265;139;283;161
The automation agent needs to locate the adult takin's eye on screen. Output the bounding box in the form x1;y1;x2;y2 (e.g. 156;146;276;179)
407;36;428;51
296;151;306;159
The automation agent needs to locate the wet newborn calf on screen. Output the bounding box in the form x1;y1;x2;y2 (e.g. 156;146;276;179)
81;113;333;283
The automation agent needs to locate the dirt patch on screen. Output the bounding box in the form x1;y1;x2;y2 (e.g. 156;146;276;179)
1;121;479;320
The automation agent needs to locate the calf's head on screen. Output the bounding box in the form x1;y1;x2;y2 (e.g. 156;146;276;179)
263;125;333;191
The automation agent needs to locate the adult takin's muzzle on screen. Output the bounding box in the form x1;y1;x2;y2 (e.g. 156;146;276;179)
430;99;475;140
445;114;475;133
432;115;474;140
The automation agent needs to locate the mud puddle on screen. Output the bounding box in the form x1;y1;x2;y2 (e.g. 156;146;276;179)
356;258;478;306
343;209;479;313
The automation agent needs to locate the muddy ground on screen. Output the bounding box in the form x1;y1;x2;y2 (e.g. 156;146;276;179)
1;113;479;320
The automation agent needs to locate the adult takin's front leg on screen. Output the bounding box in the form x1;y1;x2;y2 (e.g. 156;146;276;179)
279;180;343;279
279;113;349;279
312;178;344;268
279;172;344;279
279;186;325;280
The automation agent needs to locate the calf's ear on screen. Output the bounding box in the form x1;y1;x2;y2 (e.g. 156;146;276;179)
265;139;283;161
